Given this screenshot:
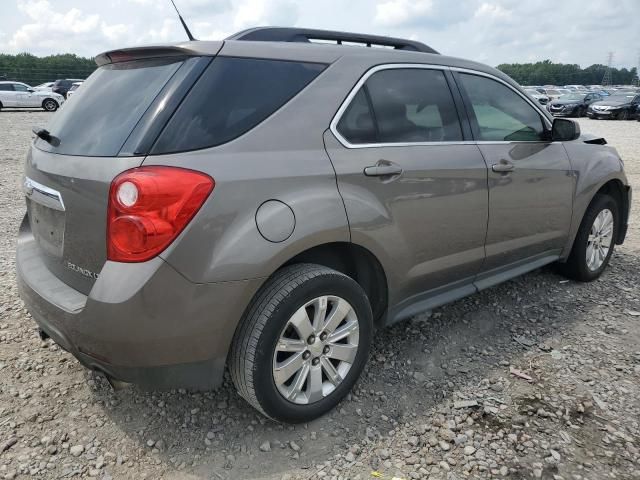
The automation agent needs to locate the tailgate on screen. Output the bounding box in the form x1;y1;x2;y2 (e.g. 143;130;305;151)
24;147;142;294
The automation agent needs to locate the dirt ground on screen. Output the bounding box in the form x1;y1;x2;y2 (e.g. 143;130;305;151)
0;111;639;480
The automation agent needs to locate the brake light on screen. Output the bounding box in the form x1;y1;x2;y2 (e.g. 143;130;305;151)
107;166;214;262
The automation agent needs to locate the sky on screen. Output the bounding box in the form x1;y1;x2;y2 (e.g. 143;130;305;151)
0;0;638;68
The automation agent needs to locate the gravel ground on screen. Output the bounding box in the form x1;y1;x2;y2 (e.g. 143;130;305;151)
0;110;639;480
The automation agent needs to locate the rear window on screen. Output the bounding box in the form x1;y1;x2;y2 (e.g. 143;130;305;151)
37;58;184;156
151;57;325;154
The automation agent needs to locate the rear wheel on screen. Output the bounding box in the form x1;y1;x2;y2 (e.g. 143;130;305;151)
42;99;58;112
230;264;373;423
558;194;618;282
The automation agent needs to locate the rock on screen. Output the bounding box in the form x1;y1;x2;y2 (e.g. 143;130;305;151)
464;445;476;456
345;451;355;462
289;441;300;452
454;399;479;409
0;438;17;453
69;445;84;457
259;441;271;452
378;448;390;460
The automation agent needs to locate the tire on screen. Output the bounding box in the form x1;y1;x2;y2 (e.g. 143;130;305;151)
42;99;58;112
558;194;618;282
617;110;628;120
230;263;373;423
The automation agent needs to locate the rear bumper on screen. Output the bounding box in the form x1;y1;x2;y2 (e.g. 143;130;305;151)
16;215;264;390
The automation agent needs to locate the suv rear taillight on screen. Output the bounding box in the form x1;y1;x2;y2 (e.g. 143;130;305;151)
107;166;214;262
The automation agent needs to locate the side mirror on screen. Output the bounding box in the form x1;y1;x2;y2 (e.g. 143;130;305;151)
551;118;580;142
27;88;35;93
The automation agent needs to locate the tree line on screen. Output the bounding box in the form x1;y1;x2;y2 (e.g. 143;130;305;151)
1;53;638;88
0;53;96;86
497;59;639;86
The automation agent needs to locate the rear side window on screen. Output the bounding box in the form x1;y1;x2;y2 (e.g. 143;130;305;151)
0;84;13;91
152;57;326;154
336;89;377;144
336;68;463;144
38;58;184;156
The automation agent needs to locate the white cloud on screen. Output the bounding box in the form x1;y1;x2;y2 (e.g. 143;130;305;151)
0;0;638;69
374;0;433;27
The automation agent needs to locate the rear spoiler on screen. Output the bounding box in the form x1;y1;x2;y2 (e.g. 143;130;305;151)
95;42;223;66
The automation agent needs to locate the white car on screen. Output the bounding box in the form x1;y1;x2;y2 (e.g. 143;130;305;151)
0;81;64;112
33;82;55;92
66;82;82;98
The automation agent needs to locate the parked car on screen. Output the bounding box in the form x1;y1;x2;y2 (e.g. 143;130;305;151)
52;78;84;98
547;92;603;117
0;81;64;111
524;88;550;105
543;88;569;101
17;27;631;423
587;93;640;120
66;82;82;98
33;82;55;92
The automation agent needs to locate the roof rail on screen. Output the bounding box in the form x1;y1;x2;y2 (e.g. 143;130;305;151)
227;27;439;54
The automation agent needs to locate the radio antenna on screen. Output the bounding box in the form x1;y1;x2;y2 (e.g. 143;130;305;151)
169;0;196;41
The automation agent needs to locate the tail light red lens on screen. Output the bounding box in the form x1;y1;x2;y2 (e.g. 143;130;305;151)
107;166;214;262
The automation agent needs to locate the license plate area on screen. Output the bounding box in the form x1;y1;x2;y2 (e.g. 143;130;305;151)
26;196;65;258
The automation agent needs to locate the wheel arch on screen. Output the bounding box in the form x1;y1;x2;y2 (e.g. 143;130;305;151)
41;97;58;109
561;176;630;261
280;242;389;327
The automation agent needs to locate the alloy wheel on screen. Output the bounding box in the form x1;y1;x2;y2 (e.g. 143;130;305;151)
272;295;359;405
586;208;614;271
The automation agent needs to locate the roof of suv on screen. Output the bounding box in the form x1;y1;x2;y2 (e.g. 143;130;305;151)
95;26;521;91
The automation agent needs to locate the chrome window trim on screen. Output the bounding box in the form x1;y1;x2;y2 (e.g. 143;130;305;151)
330;63;458;149
330;63;554;149
450;66;553;130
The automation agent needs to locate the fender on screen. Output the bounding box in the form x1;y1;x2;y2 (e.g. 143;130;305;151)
561;141;630;259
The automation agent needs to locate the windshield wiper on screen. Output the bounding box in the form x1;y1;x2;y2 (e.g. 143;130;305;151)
32;127;60;147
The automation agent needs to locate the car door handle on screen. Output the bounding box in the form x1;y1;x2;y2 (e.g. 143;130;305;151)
492;161;515;173
364;163;403;177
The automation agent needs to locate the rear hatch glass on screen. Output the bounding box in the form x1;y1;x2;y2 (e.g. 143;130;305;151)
37;58;184;157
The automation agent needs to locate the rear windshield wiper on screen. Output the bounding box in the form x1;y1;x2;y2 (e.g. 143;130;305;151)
32;127;60;147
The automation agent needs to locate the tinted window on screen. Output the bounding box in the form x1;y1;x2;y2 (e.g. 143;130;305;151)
153;57;325;153
366;69;462;143
13;84;29;92
459;73;545;142
38;58;183;156
0;84;13;91
336;89;377;144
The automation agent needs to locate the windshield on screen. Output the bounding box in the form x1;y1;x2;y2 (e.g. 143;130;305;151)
37;58;184;156
524;89;539;95
559;94;585;101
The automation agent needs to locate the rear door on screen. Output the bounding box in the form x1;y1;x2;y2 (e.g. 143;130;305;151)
324;66;488;318
453;71;574;279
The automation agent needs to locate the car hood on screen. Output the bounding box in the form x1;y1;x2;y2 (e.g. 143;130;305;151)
592;99;630;107
551;99;583;105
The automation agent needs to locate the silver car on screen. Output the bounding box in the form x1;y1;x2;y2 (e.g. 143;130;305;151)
17;28;631;423
0;81;64;111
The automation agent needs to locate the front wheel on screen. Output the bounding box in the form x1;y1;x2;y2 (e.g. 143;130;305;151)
230;264;373;423
617;110;629;120
42;99;58;112
558;194;618;282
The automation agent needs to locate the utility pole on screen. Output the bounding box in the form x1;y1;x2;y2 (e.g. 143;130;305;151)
636;50;640;86
602;52;614;86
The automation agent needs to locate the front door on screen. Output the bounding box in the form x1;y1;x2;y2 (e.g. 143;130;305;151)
324;66;489;319
454;72;574;277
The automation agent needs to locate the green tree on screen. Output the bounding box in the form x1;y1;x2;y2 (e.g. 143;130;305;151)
0;53;96;86
496;60;638;86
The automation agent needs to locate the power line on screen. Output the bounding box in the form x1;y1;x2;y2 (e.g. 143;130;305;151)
602;52;614;86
